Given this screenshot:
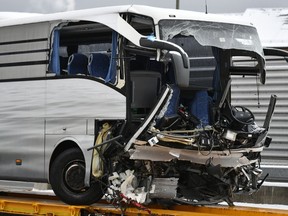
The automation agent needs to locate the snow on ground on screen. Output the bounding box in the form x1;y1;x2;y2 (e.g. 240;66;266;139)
263;181;288;187
220;202;288;210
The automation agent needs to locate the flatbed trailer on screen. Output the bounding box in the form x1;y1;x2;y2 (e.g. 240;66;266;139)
0;193;288;216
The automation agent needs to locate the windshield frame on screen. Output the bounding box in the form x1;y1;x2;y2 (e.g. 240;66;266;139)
158;19;264;59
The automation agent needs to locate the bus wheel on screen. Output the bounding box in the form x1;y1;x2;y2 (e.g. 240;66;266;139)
50;148;105;205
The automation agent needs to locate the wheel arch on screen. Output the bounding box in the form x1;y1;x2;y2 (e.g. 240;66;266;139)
49;140;80;171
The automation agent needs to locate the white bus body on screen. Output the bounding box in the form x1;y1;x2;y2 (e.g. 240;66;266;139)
0;5;274;205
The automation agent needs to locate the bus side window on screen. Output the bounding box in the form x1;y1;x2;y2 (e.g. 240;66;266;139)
50;22;119;85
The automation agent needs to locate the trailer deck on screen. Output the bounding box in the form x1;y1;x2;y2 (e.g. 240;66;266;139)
0;193;287;216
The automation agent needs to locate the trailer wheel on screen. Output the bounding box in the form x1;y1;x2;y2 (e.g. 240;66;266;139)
50;148;105;205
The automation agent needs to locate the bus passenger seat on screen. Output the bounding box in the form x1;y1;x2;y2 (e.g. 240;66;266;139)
189;90;211;127
88;53;110;79
67;53;88;75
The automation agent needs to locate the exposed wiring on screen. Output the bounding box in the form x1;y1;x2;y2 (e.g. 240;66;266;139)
256;75;261;108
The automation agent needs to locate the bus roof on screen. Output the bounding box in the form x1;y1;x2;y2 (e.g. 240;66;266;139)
0;5;253;28
0;5;262;59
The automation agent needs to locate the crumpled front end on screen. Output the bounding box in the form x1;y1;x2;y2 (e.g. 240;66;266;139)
112;86;276;205
101;17;275;206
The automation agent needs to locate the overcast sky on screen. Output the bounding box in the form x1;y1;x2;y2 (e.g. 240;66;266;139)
0;0;288;14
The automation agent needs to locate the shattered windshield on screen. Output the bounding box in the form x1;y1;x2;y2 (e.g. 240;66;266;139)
159;20;264;58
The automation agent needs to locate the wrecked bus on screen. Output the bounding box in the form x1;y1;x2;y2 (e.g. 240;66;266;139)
0;5;276;205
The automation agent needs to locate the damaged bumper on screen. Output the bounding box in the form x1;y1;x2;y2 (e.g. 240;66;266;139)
129;145;263;168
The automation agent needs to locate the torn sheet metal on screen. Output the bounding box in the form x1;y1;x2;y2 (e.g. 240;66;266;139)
129;145;262;168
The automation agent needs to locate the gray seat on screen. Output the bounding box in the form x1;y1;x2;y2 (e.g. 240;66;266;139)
130;70;162;109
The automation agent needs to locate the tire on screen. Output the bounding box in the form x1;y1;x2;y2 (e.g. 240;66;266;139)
50;148;106;205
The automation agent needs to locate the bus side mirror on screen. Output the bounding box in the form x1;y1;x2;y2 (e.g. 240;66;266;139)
169;51;190;88
229;49;266;84
260;68;266;84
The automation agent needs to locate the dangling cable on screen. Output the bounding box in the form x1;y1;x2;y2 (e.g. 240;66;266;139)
256;75;260;108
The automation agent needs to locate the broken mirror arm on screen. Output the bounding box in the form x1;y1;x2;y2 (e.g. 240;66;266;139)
139;36;189;69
